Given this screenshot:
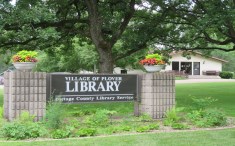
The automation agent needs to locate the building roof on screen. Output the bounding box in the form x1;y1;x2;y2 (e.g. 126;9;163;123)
171;51;228;63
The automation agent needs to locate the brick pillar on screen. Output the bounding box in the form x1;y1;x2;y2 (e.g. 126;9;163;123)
4;71;47;121
138;73;175;119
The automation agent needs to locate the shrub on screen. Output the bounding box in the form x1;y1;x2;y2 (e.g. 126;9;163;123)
136;126;150;133
202;108;227;126
18;111;35;123
138;113;153;122
85;109;115;127
148;123;160;130
120;125;132;131
45;101;67;129
1;122;47;140
0;107;5;127
77;128;96;137
51;129;70;139
163;107;183;126
219;71;233;79
190;96;217;110
171;123;189;130
187;108;227;127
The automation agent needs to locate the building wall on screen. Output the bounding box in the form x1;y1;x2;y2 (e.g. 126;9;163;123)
164;53;223;75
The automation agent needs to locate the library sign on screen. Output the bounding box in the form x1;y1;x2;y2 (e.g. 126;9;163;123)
47;74;138;103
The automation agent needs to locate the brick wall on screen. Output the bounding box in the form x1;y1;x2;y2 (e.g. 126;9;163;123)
138;73;175;119
4;71;46;121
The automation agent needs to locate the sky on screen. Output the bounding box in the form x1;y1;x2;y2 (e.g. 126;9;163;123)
10;0;16;5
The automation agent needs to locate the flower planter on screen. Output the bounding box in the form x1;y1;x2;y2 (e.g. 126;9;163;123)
13;62;36;71
143;65;164;72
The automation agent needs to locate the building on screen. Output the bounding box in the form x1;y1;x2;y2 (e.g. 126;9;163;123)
164;51;228;76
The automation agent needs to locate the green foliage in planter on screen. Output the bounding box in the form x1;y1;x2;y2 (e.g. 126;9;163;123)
12;50;38;63
219;71;233;79
146;53;162;60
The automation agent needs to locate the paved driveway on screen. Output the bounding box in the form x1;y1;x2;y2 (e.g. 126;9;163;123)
176;79;235;84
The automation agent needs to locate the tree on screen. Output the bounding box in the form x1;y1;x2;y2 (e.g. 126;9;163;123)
155;0;235;52
0;0;234;73
35;38;98;73
212;50;235;72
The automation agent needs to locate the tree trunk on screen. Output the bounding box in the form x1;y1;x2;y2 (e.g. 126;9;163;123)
97;47;114;73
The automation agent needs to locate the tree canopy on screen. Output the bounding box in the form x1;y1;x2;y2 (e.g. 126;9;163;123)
0;0;234;73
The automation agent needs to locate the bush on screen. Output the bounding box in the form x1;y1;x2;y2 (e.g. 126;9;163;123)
51;129;70;139
171;123;189;130
202;108;227;126
219;71;233;79
45;101;67;129
18;111;35;123
163;107;183;126
136;126;150;133
85;109;116;127
120;125;132;131
1;122;47;140
187;108;227;127
190;96;217;110
0;107;5;127
77;128;96;137
137;113;153;122
148;123;160;130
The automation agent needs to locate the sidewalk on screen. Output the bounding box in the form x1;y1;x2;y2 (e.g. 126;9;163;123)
176;79;235;84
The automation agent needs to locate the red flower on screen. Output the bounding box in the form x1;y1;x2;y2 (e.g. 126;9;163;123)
139;58;165;65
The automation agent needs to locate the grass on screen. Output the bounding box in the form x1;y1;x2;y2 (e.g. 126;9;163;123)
176;82;235;117
65;102;134;116
0;82;234;117
0;82;235;145
61;82;235;117
0;128;235;146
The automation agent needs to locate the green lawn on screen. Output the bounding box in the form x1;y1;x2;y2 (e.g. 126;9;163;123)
0;82;235;116
64;82;235;117
176;82;235;116
0;128;235;146
0;82;235;145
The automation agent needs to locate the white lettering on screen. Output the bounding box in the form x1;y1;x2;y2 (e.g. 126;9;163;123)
106;81;114;91
113;81;121;91
65;81;74;92
97;82;106;91
88;81;97;91
80;81;88;92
